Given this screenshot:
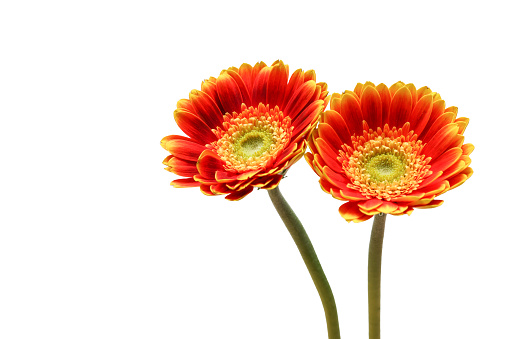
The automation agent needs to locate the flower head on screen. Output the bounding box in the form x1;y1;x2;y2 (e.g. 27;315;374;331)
306;81;473;222
161;61;329;200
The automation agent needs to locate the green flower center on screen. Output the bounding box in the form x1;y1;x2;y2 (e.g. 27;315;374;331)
365;153;406;183
235;130;273;159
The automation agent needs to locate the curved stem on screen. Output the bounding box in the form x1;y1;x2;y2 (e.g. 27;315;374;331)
268;186;341;339
368;213;387;339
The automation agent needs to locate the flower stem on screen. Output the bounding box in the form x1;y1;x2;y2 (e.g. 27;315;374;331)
368;213;387;339
268;186;341;339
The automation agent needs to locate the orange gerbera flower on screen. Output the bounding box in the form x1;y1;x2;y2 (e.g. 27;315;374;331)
161;61;329;200
306;81;474;222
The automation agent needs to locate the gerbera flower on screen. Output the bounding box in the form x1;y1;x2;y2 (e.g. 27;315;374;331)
161;60;329;200
306;81;473;222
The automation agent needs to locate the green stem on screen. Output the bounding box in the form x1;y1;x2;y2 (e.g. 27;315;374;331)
368;213;387;339
268;186;341;339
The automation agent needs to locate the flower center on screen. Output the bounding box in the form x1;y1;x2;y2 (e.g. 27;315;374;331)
365;154;406;183
339;124;432;200
236;132;271;158
209;103;293;172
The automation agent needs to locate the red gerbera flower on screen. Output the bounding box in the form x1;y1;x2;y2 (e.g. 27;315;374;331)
306;81;474;222
161;61;329;200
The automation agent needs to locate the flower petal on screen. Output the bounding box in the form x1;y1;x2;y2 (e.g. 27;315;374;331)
323;110;352;146
388;86;412;128
216;73;244;114
160;135;206;161
171;178;201;188
174;109;217;144
189;90;223;129
196;150;224;179
360;85;382;128
421;123;460;160
339;201;365;222
340;93;364;136
225;186;254;201
285;80;317;119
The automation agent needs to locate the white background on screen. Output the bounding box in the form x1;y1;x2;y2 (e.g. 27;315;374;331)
1;0;507;338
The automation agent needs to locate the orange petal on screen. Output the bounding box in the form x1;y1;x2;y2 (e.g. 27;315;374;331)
339;201;365;222
225;186;254;201
388;86;412;128
189;90;223;129
430;147;463;174
165;157;199;177
196;150;224;179
174;109;217;144
161;135;206;161
448;167;473;189
340;93;364;136
315;138;340;169
411;94;433;136
376;83;391;125
421;123;460;160
267;61;288;108
171;178;201;188
421;112;456;143
377;201;399;214
323;110;352;146
282;69;304;108
462;143;475;156
415;200;444;209
358;199;384;211
224;69;252;108
360;85;382;128
216;73;245;114
318;123;343;151
285;80;317;119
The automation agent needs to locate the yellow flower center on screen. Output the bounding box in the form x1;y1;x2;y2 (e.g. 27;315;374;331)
340;125;432;200
209;103;293;172
365;154;406;183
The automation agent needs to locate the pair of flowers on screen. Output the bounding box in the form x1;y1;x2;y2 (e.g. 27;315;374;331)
161;60;473;221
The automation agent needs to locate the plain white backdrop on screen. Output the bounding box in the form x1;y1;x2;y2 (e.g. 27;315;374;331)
1;0;508;338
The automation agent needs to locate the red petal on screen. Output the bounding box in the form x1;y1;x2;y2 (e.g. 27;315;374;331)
358;199;384;211
165;157;199;177
267;61;288;108
290;100;323;142
200;184;215;196
216;73;244;114
171;178;200;188
323;110;352;146
283;69;305;109
360;85;382;128
411;93;433;136
420;99;445;137
318;123;343;151
225;69;252;108
174;110;217;144
340;93;364;136
251;67;271;107
448;167;473;189
225;186;254;201
414;200;444;209
462;143;474;156
189;90;223;129
377;201;399;214
430;147;463;174
421;112;456;143
388;86;412;128
339;201;366;222
238;63;254;93
315;138;340;169
376;83;391;125
285;80;317;119
196;150;224;179
160;135;206;161
421;123;460;160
